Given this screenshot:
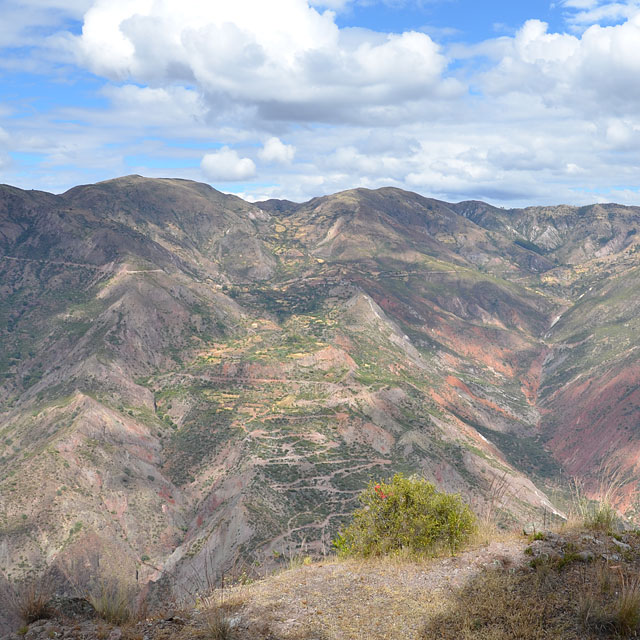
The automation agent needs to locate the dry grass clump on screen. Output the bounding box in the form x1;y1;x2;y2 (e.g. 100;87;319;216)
204;607;235;640
422;565;572;639
579;569;640;637
12;578;55;624
422;551;640;640
615;572;640;635
568;474;622;534
86;577;138;625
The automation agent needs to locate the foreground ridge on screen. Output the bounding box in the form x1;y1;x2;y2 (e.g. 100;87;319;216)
5;525;640;640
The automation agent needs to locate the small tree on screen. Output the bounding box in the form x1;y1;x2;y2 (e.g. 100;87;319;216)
334;473;476;557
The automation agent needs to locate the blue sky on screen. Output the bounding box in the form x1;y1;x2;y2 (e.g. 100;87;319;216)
1;0;640;206
336;1;565;37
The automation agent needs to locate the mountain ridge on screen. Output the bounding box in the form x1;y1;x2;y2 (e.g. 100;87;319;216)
1;175;639;612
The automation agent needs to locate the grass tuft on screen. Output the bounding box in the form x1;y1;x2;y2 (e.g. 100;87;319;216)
569;474;621;534
86;578;137;625
205;607;235;639
614;571;640;636
11;578;55;625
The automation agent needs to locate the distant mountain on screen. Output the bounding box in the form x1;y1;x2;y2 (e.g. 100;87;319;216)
2;175;640;602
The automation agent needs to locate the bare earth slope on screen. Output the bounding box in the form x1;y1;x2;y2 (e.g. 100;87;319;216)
1;176;640;604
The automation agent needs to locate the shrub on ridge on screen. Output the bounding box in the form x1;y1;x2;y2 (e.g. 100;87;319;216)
333;473;476;557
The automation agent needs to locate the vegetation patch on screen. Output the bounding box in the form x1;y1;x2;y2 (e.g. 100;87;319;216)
334;473;476;557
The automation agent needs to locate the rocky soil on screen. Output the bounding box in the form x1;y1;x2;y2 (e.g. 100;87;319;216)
5;526;640;640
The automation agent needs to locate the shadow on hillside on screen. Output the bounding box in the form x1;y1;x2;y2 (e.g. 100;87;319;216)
0;574;28;635
420;555;630;640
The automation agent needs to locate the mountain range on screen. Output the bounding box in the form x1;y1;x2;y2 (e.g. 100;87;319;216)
2;175;640;608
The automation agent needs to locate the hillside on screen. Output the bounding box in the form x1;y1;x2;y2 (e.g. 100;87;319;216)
5;523;640;640
2;176;640;611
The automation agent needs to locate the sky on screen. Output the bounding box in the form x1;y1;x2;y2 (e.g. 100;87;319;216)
1;0;640;206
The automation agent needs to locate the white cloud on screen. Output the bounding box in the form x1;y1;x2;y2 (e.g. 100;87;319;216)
562;0;640;25
481;15;640;119
309;0;351;9
258;137;296;164
4;0;640;208
201;147;256;182
0;0;92;47
67;0;451;125
563;0;599;9
101;84;206;126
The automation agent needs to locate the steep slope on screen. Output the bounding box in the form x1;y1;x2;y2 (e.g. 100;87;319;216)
452;198;640;512
2;177;640;601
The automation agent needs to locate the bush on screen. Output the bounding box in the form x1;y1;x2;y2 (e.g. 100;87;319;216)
333;474;476;557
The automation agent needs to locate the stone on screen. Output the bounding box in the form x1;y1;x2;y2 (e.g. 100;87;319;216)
48;596;95;619
611;538;631;551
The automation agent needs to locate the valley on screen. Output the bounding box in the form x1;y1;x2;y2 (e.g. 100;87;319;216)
1;176;639;610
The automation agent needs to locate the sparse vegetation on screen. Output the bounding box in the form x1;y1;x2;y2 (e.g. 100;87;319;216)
7;180;640;640
578;567;640;637
10;578;54;624
204;607;234;640
423;552;640;639
86;577;138;625
614;571;640;636
333;473;476;557
570;476;621;533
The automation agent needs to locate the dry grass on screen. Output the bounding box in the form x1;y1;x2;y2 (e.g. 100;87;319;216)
579;568;640;637
423;550;640;640
220;539;526;640
200;528;640;640
422;564;573;639
204;607;235;640
568;472;622;534
87;577;138;625
8;577;55;624
615;571;640;635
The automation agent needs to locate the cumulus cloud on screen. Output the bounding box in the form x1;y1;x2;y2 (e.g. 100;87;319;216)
201;147;256;182
258;137;296;164
481;14;640;119
4;0;640;206
68;0;452;125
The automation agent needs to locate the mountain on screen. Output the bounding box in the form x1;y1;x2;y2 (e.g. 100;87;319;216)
1;175;640;604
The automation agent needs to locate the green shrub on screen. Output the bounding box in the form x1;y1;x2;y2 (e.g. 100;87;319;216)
333;474;476;557
585;501;618;533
